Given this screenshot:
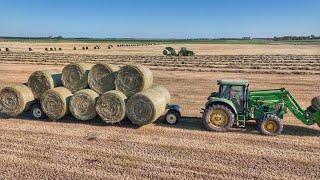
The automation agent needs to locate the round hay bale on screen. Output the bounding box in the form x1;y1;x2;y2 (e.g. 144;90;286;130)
69;89;98;121
59;48;62;51
82;47;85;50
311;96;320;110
88;63;119;94
5;48;9;51
45;48;48;51
29;48;32;51
73;47;77;50
127;87;167;126
151;85;171;104
86;47;89;50
94;46;97;49
28;70;62;99
50;48;53;51
62;63;93;93
41;87;72;120
96;90;127;123
0;84;35;117
115;64;153;97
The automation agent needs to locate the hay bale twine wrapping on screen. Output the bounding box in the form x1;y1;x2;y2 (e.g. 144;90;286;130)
88;63;119;94
115;64;153;97
96;90;127;123
0;84;35;116
62;63;93;93
41;87;72;120
127;87;167;126
311;96;320;110
69;89;98;121
28;70;62;99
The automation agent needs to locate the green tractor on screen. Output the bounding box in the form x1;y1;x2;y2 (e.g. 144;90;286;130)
178;47;194;56
163;47;177;56
163;47;194;56
202;80;320;136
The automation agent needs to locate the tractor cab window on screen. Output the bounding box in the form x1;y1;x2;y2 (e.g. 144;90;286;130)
220;85;245;113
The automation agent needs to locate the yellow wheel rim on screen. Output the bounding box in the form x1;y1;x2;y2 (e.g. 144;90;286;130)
210;109;228;127
264;120;277;133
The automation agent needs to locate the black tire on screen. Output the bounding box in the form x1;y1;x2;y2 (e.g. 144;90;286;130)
258;114;283;136
165;110;181;125
202;105;235;132
311;96;320;110
31;103;47;120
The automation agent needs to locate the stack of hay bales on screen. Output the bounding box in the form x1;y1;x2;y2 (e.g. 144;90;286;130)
0;62;170;126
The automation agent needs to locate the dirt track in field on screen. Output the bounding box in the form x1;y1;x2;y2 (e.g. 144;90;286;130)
0;63;320;179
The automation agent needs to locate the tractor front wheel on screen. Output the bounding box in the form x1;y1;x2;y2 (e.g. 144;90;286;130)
258;114;283;136
202;105;235;132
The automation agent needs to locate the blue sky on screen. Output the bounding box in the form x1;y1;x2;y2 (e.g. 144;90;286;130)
0;0;319;38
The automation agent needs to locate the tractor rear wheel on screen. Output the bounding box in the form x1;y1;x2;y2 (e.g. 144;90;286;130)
258;114;283;136
202;105;235;132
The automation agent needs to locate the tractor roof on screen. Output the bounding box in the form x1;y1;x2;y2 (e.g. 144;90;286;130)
218;79;249;86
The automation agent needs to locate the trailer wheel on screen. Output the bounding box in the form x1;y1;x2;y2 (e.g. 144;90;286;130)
202;105;235;132
165;110;181;125
31;103;47;120
258;114;283;136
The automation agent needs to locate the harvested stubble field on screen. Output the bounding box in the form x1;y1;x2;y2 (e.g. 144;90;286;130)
0;43;320;179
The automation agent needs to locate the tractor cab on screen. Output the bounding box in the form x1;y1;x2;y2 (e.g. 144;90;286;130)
217;80;249;115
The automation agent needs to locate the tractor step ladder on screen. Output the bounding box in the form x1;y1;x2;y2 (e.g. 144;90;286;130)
237;119;246;128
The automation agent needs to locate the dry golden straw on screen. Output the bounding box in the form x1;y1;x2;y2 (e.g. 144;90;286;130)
69;89;99;121
28;70;62;99
115;64;153;97
41;87;72;120
0;84;35;117
62;63;93;93
88;63;119;94
96;90;127;123
127;86;168;126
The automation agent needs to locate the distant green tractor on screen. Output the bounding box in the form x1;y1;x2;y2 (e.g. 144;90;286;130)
202;80;320;136
178;47;194;56
163;47;177;56
163;47;194;56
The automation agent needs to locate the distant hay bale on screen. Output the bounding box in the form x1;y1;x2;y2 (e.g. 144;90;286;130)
27;70;62;99
86;47;89;50
88;63;119;94
29;48;32;51
58;48;62;51
62;63;93;93
96;90;127;123
127;86;167;126
50;48;53;51
41;87;72;120
94;46;97;49
69;89;98;121
0;84;35;117
54;47;57;51
73;47;77;50
82;47;85;50
115;64;153;97
45;48;48;51
5;48;9;51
